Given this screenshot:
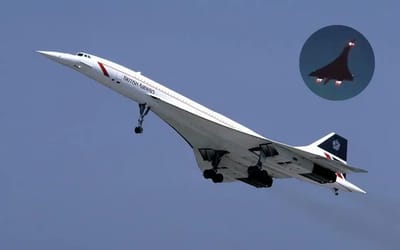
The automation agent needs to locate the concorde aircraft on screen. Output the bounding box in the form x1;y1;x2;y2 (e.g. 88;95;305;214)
309;40;356;86
38;50;367;195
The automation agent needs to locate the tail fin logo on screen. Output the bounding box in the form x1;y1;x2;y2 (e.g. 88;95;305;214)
332;139;341;151
317;133;347;161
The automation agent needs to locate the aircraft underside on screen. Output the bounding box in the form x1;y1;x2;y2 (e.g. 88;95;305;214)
138;94;340;191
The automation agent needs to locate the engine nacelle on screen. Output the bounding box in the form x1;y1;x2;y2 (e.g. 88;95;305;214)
301;163;336;184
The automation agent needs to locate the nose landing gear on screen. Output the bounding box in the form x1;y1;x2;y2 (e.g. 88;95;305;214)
135;103;150;134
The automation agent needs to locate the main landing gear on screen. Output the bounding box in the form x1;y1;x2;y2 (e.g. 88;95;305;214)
247;143;276;188
134;103;150;134
199;149;228;184
247;162;273;188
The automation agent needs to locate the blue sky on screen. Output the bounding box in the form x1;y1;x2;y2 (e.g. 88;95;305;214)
1;1;399;249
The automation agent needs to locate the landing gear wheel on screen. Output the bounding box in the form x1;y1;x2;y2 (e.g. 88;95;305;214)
134;126;143;134
203;169;215;179
211;173;223;183
264;173;273;188
247;166;259;177
247;166;273;187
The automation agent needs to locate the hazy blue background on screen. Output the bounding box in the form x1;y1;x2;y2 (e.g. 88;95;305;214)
300;25;375;100
1;1;399;249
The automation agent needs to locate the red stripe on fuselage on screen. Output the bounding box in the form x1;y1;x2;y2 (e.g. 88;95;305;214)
324;152;331;160
98;62;110;77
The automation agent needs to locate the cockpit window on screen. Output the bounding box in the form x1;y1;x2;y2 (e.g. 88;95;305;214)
76;52;91;58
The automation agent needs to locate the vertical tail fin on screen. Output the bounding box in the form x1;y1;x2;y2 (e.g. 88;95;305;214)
311;133;348;162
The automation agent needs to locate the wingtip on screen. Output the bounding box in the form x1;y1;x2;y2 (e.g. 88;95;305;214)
356;186;367;194
353;168;368;174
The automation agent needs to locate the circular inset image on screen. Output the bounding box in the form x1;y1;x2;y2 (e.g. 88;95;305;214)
299;25;375;101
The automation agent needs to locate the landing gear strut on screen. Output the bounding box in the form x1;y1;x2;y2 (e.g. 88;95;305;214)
134;103;150;134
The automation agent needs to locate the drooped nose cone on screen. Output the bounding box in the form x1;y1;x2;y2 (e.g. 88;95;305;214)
37;50;79;67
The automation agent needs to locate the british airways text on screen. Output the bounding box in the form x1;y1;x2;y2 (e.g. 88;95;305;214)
123;75;155;94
